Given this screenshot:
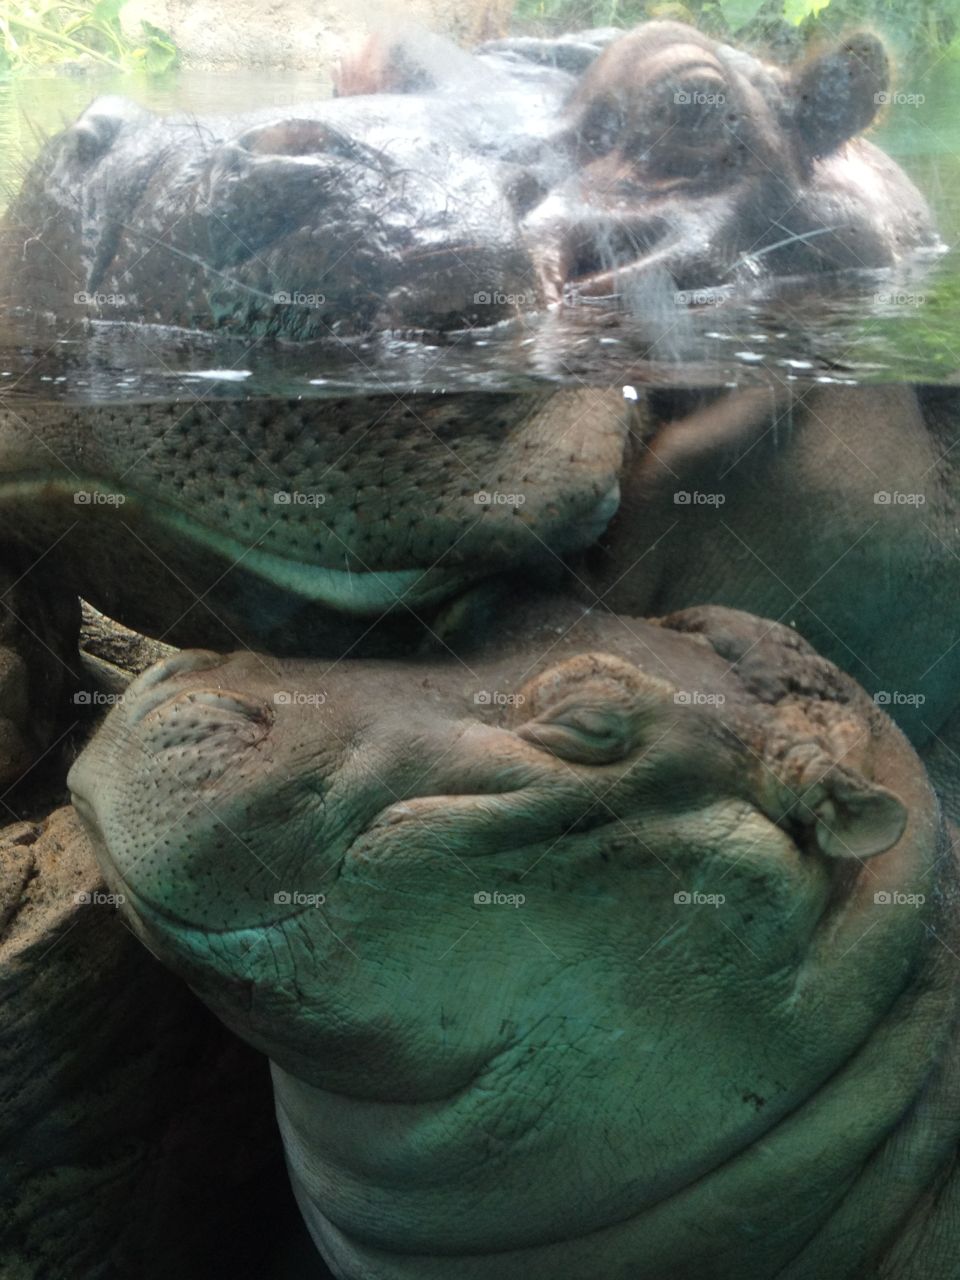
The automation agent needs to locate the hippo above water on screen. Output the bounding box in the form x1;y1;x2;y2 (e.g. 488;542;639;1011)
69;597;960;1280
1;21;939;336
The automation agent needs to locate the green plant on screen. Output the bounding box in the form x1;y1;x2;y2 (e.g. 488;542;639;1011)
510;0;958;62
0;0;178;74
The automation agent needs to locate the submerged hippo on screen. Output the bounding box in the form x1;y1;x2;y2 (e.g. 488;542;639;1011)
69;596;958;1279
574;383;960;813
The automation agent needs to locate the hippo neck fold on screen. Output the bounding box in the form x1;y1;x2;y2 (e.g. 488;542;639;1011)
266;833;960;1280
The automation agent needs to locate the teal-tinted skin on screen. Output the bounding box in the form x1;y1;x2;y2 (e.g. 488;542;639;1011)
68;599;960;1279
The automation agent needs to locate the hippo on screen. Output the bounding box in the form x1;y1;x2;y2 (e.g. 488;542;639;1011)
1;22;937;333
572;382;960;815
68;595;959;1279
524;22;940;301
0;19;943;798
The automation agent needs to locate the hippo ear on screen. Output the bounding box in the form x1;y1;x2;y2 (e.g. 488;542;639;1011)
809;768;907;860
792;33;889;157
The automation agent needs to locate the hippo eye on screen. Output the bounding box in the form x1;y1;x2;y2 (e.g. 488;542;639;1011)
577;97;625;157
517;700;637;766
631;75;731;179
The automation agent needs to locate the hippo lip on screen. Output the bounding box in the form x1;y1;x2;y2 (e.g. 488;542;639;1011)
0;478;473;616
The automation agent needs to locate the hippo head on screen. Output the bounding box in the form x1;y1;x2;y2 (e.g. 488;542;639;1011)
3;53;564;337
527;22;938;301
68;602;960;1276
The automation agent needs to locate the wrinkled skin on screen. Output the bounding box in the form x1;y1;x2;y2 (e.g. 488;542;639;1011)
0;21;940;792
2;23;936;329
574;384;960;813
524;22;939;299
69;597;960;1280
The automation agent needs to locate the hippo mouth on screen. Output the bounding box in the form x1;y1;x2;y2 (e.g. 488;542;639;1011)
2;477;474;615
162;513;473;615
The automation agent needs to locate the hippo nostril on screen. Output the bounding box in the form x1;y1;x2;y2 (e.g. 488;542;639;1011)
236;119;374;163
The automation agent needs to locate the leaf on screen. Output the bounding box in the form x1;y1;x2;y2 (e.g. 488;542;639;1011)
718;0;766;30
783;0;831;24
90;0;126;27
140;21;178;73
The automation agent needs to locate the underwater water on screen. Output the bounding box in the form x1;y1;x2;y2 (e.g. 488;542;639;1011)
3;19;960;1280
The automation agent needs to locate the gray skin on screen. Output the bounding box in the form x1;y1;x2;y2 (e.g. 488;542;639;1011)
523;22;939;300
573;383;960;813
2;23;934;331
0;21;941;794
68;596;960;1280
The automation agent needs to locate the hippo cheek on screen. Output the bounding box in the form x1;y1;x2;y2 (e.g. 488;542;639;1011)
69;656;307;935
